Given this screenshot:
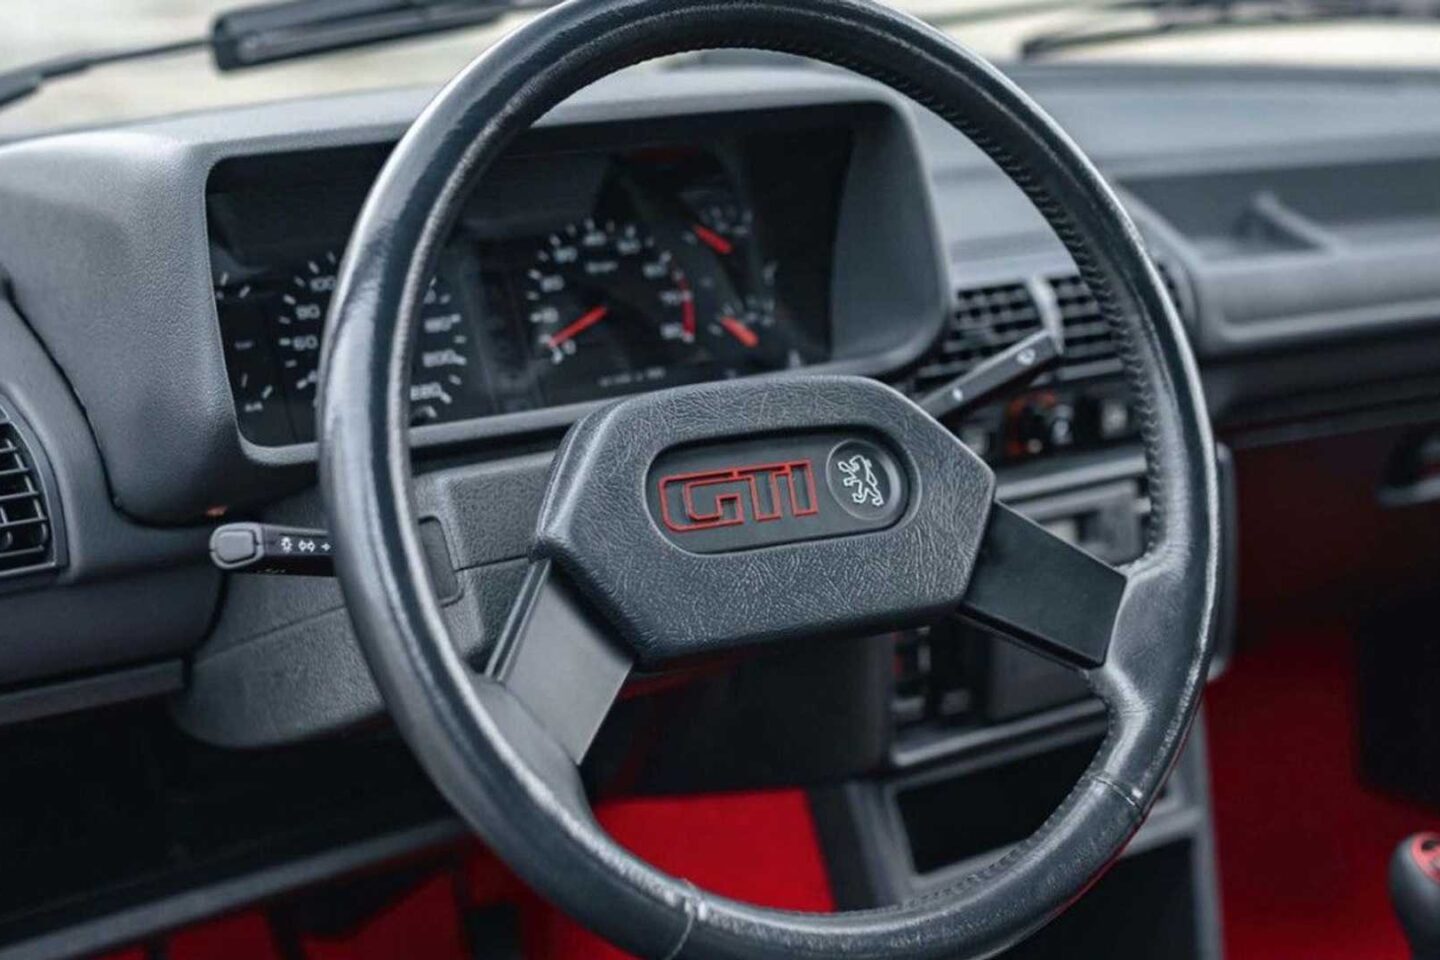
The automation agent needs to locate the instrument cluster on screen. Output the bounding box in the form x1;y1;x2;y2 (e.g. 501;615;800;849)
209;127;849;446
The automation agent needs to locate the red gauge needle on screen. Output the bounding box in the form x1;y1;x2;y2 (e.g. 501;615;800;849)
679;278;697;341
692;224;734;256
718;315;759;349
545;305;608;348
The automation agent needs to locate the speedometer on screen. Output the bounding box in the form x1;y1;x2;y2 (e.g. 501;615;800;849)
216;249;482;445
272;251;339;409
522;219;698;404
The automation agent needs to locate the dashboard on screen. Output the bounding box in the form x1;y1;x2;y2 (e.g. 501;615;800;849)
209;120;851;446
4;60;1440;959
0;61;1438;683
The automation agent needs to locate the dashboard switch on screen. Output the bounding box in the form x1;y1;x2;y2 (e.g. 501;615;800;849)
209;523;334;576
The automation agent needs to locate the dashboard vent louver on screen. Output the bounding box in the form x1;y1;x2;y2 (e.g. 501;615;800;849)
0;407;54;577
1049;263;1190;380
1049;274;1121;378
915;266;1191;397
911;282;1045;396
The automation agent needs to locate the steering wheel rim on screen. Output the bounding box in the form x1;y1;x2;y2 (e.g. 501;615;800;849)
317;1;1220;958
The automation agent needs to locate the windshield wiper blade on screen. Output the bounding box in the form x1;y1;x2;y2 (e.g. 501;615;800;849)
0;0;555;115
212;0;556;71
1019;0;1440;59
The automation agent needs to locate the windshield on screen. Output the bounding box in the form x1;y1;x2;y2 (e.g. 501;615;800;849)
5;0;1440;138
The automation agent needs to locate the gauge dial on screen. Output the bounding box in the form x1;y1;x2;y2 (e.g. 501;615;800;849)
216;250;480;444
680;198;801;371
522;219;698;403
214;275;291;446
272;251;338;415
409;281;474;424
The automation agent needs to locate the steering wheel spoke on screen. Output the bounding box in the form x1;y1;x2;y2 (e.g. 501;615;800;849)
959;502;1129;671
487;559;631;764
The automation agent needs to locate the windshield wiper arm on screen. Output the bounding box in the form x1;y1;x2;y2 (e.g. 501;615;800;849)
1019;0;1440;59
0;0;556;115
0;38;208;111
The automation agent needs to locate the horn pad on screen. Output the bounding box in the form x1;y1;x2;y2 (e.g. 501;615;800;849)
533;375;995;665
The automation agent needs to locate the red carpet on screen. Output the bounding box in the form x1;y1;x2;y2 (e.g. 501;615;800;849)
521;789;835;959
95;631;1440;960
94;632;1440;960
303;874;471;960
97;788;831;960
1206;627;1435;960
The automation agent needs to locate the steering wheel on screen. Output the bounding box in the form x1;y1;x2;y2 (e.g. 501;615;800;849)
317;1;1219;956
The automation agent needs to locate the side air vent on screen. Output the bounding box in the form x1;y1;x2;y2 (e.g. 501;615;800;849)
911;282;1045;396
0;403;57;578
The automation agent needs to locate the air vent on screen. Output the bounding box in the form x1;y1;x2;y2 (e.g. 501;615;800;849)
1049;274;1121;379
0;404;56;578
911;283;1045;396
1049;263;1192;380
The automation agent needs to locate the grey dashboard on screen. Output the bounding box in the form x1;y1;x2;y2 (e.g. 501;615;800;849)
0;70;948;524
929;66;1440;350
924;63;1440;427
0;57;1438;704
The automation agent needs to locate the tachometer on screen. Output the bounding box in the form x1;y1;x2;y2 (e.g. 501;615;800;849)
522;219;697;404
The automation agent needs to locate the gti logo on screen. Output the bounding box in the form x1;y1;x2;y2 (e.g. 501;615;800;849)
657;460;819;533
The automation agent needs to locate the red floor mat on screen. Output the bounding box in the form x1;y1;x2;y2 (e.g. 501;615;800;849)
168;910;279;960
524;788;835;959
94;788;830;960
302;873;469;960
1206;627;1436;960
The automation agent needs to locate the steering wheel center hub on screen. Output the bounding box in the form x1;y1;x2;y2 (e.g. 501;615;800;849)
536;375;993;666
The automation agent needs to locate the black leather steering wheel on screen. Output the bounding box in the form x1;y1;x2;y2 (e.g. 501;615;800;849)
317;1;1220;957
